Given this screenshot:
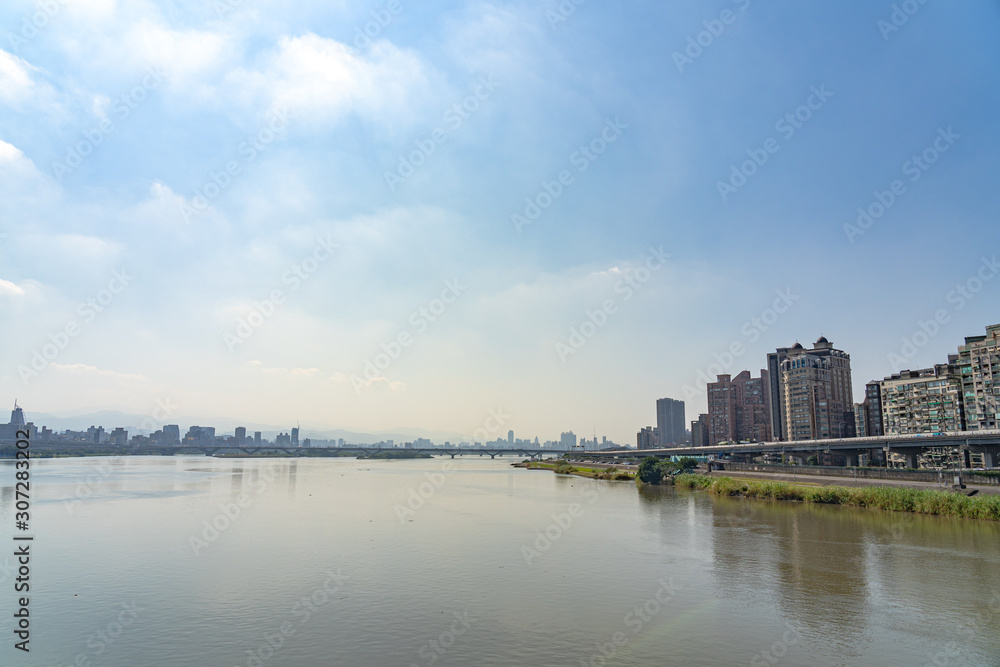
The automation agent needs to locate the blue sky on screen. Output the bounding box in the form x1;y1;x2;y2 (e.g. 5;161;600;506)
1;0;998;443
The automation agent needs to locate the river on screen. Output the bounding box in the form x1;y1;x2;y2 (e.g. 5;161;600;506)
1;456;997;666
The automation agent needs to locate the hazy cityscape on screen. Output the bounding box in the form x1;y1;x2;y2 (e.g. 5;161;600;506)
3;1;1000;665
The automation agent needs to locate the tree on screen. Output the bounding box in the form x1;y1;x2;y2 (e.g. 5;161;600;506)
676;457;698;472
638;457;664;485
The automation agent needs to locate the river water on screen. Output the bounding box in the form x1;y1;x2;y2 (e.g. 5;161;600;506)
1;456;998;666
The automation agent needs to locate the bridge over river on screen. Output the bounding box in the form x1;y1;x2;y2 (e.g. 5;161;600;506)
583;430;1000;468
19;441;575;460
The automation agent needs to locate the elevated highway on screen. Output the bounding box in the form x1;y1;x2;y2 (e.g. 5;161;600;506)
583;430;1000;468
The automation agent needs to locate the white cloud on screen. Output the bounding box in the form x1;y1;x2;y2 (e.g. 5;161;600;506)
0;278;25;296
221;33;437;129
0;49;46;109
49;363;146;383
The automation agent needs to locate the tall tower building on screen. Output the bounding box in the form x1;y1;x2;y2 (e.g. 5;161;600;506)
291;427;300;446
10;402;25;427
655;397;685;446
235;427;247;446
772;337;854;441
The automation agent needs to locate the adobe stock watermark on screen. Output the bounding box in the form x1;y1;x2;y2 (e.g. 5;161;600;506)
512;118;628;233
353;0;405;49
887;255;997;369
52;68;166;181
579;578;681;667
682;288;798;401
407;610;477;667
60;397;178;514
16;268;133;385
546;0;588;30
224;236;339;352
672;0;751;73
384;75;501;191
350;278;466;393
749;622;805;666
189;460;288;555
212;0;247;19
878;0;931;41
231;568;349;667
181;108;292;222
394;460;457;523
51;601;143;667
6;0;70;52
844;127;959;244
716;85;833;202
521;484;601;565
555;246;669;363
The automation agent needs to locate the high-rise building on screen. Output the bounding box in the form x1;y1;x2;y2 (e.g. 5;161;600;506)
767;347;793;441
707;370;771;446
863;381;883;437
655;397;685;446
0;402;36;441
254;431;262;445
507;430;514;445
881;363;965;435
636;426;657;450
775;337;854;441
560;432;577;449
110;427;128;447
707;375;738;446
163;425;180;445
955;324;1000;431
10;403;25;427
291;427;300;446
690;414;709;447
853;403;868;437
235;427;246;446
184;426;215;447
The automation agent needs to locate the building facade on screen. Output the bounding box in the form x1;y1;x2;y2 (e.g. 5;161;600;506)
637;426;657;450
880;363;965;435
690;414;709;447
776;337;854;441
956;324;1000;431
707;370;772;446
655;397;686;446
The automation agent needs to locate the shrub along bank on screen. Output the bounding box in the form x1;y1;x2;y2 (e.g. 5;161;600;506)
672;474;1000;521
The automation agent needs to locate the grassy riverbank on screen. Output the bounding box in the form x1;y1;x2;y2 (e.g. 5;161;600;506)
520;461;634;481
673;474;1000;521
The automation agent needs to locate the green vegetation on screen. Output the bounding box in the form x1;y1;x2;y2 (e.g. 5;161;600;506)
524;461;634;481
637;456;699;485
672;474;1000;521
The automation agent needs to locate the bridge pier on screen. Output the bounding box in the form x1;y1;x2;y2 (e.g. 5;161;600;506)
974;447;998;469
889;449;920;469
841;449;866;467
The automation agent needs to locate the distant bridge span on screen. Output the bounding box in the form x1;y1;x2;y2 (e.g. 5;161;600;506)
20;443;575;460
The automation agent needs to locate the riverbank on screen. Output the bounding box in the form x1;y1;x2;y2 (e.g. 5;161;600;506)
515;461;634;481
673;473;1000;521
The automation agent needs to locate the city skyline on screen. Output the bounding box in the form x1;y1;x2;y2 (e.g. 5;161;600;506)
1;2;998;445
